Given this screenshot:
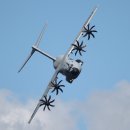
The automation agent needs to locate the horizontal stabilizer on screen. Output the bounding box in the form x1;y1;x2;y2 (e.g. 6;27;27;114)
18;23;47;73
18;48;35;73
35;22;48;47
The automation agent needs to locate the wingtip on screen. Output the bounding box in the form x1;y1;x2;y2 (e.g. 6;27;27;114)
28;120;31;124
95;4;100;10
28;117;32;124
17;66;23;73
17;69;21;73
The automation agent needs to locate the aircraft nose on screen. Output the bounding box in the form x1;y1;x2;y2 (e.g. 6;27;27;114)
70;67;80;79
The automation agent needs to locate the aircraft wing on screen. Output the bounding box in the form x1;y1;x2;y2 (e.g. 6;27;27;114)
28;67;60;124
64;6;98;58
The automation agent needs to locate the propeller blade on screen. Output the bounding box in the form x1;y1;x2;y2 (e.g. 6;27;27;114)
58;80;62;85
48;95;51;102
90;25;95;30
59;88;63;93
75;50;78;56
56;89;59;95
47;106;51;111
50;104;55;107
79;50;82;56
91;30;97;32
80;41;83;46
18;49;35;73
43;105;46;111
51;88;55;93
91;33;95;38
50;99;55;103
83;33;88;37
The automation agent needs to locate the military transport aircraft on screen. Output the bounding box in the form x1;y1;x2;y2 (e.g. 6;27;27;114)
18;6;98;124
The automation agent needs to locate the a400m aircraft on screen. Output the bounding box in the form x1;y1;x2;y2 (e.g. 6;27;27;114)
18;6;98;124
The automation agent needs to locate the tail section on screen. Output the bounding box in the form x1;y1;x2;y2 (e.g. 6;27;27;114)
18;23;48;73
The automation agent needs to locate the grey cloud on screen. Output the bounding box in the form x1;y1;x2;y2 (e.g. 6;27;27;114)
83;80;130;130
0;89;79;130
0;80;130;130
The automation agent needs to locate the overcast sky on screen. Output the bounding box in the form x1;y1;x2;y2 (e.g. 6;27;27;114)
0;0;130;130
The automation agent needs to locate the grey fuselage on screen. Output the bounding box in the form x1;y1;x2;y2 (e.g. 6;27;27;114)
53;55;83;83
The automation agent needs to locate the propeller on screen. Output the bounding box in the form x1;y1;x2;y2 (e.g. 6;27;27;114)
51;79;65;95
72;40;86;56
39;96;55;111
82;24;97;40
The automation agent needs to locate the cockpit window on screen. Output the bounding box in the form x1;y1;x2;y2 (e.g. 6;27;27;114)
76;59;83;65
76;59;80;63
